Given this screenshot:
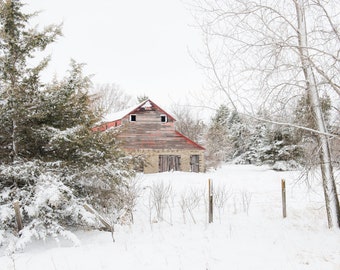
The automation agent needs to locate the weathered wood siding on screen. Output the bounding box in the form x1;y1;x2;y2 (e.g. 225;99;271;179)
117;107;203;151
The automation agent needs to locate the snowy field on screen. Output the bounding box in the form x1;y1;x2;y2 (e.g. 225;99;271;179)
1;165;339;270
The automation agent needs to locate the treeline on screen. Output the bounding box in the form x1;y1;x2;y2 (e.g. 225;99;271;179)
174;95;339;171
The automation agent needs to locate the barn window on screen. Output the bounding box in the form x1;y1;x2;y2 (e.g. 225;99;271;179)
130;114;136;122
160;115;167;123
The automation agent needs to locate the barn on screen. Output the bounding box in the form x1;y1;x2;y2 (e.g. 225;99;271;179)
94;99;205;173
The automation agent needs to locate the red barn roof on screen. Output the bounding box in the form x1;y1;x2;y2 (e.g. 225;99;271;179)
95;99;205;151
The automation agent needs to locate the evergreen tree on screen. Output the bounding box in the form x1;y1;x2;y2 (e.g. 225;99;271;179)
0;0;138;252
269;126;304;170
294;93;332;140
293;93;332;167
227;110;249;159
137;94;149;103
0;0;61;162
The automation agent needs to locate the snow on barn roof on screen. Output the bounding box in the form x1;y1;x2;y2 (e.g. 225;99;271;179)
102;105;138;123
101;99;175;123
100;99;146;123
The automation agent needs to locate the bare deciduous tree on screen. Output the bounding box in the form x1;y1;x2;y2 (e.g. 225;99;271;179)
171;103;206;145
90;83;132;115
192;0;340;228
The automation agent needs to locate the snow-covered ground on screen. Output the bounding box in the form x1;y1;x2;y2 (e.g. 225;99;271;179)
1;165;339;270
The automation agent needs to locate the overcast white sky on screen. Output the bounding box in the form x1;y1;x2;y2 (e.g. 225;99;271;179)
23;0;207;108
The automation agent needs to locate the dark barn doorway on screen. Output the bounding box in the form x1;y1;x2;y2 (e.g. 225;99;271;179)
159;155;181;172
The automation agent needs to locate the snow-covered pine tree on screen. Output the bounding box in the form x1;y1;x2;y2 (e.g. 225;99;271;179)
0;0;61;163
266;126;304;171
227;110;249;160
293;93;332;167
37;61;140;219
232;112;303;169
234;121;269;165
0;0;138;252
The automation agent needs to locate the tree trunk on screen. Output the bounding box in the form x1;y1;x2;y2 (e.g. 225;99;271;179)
11;118;18;162
295;0;340;228
13;200;23;232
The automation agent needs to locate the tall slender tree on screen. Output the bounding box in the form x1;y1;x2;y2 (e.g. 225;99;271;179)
0;0;61;162
294;0;339;228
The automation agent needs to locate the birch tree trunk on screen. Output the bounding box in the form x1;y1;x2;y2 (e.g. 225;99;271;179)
294;0;339;228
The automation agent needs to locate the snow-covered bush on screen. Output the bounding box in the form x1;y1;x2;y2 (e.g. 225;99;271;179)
213;185;233;221
179;188;202;224
148;182;173;223
272;160;302;171
0;161;95;252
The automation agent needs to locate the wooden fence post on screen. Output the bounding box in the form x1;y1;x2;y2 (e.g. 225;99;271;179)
13;200;23;233
281;179;287;218
208;179;213;223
